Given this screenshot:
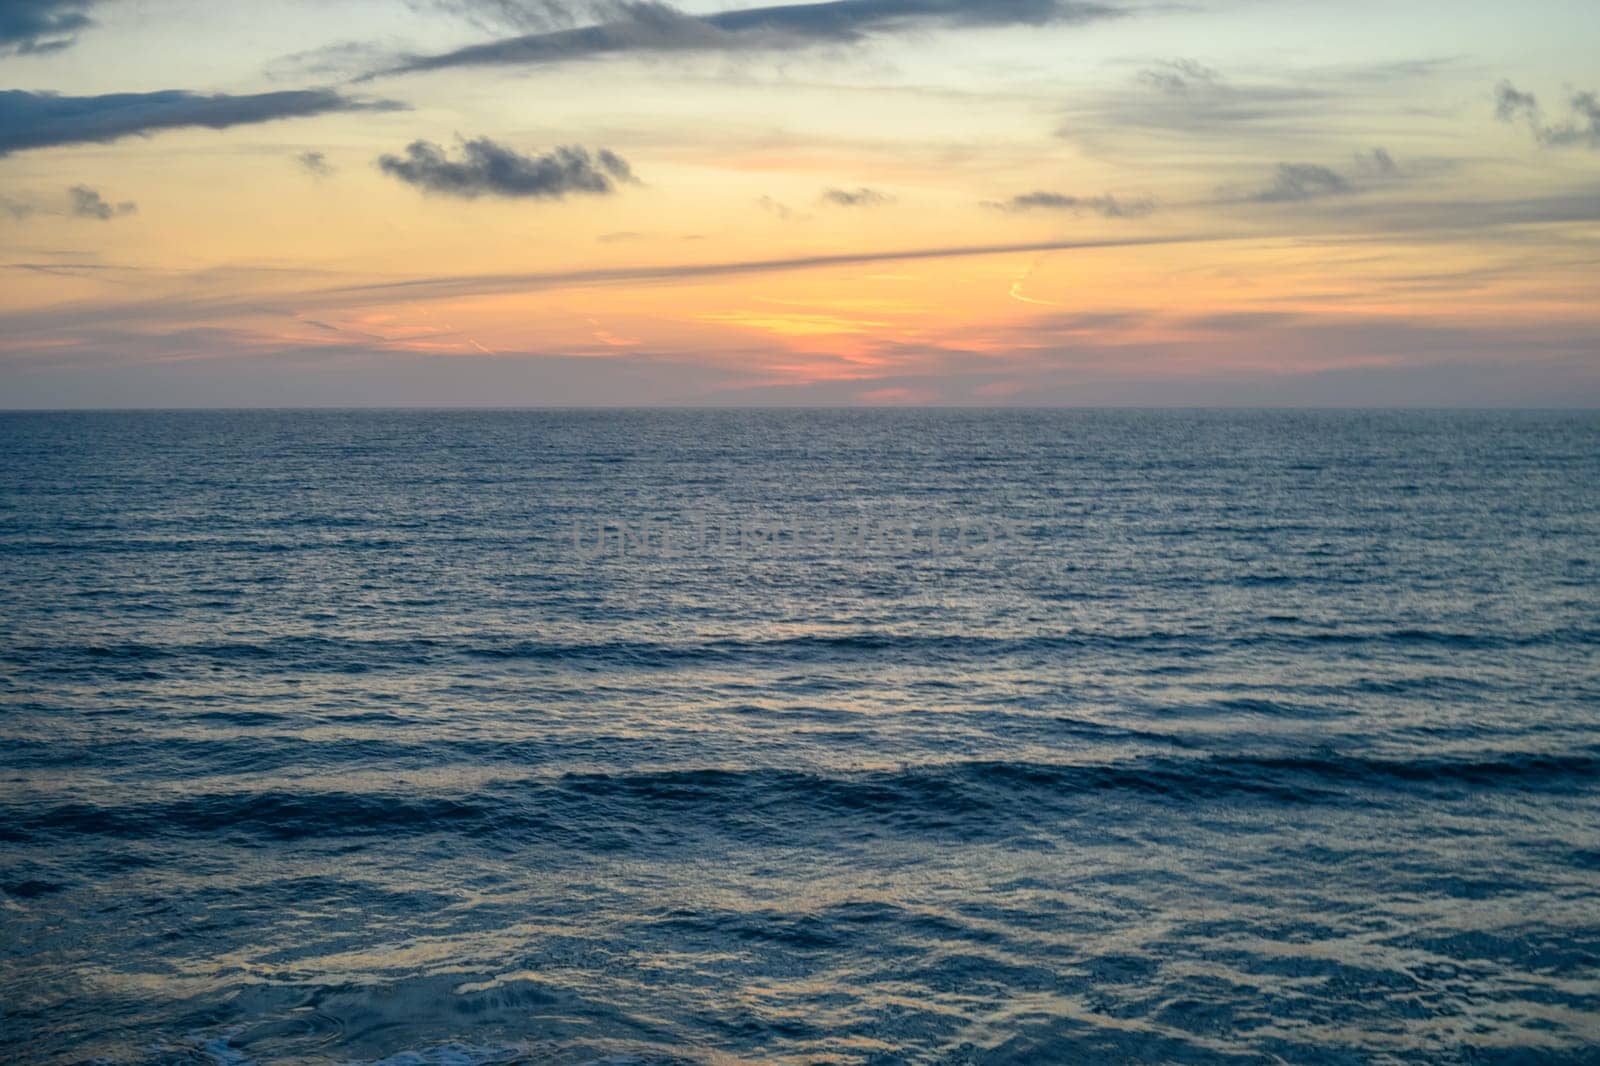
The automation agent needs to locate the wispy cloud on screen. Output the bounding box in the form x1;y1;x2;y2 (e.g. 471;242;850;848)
1356;146;1399;176
69;185;136;220
313;233;1224;305
1082;59;1334;138
988;154;1399;219
1494;80;1600;148
1060;57;1459;149
1248;162;1350;203
296;150;334;177
373;0;1124;78
0;232;1231;341
1494;80;1539;123
0;0;97;55
1209;153;1411;208
985;191;1154;217
758;196;802;221
2;185;140;221
1253;183;1600;233
691;312;1600;407
411;0;588;32
267;40;409;82
377;137;636;199
1135;58;1220;96
0;89;406;156
821;186;890;207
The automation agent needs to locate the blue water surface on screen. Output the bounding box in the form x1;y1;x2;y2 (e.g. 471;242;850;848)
1;409;1597;1063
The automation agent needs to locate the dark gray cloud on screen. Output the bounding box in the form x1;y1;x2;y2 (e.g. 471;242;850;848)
986;191;1154;217
0;89;406;156
1494;81;1539;123
0;0;96;55
1203;155;1412;210
297;150;334;176
1249;162;1350;203
1495;81;1600;149
1357;146;1398;176
69;185;136;220
2;185;140;222
378;137;636;199
375;0;1122;77
1561;93;1600;147
413;0;586;32
821;186;889;207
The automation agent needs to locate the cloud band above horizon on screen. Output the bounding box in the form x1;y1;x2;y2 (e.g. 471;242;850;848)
0;88;405;156
373;0;1122;77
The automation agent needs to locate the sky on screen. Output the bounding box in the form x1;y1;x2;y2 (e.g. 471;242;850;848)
1;0;1597;407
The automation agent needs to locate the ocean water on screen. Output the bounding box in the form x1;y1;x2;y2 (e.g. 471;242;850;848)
1;409;1597;1065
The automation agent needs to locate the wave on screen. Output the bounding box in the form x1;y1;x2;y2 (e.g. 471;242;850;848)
6;624;1596;677
7;749;1595;848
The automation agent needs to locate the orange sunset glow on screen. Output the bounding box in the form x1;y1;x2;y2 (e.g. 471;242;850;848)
2;1;1597;405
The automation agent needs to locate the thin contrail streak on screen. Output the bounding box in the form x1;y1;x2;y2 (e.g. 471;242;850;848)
0;232;1236;337
320;233;1231;303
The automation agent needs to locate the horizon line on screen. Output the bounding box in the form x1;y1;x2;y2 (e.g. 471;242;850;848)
3;405;1596;414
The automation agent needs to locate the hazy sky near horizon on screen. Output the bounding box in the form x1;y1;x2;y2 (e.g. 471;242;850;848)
1;0;1597;406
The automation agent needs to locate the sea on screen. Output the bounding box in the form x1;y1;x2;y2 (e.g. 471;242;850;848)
1;409;1597;1064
